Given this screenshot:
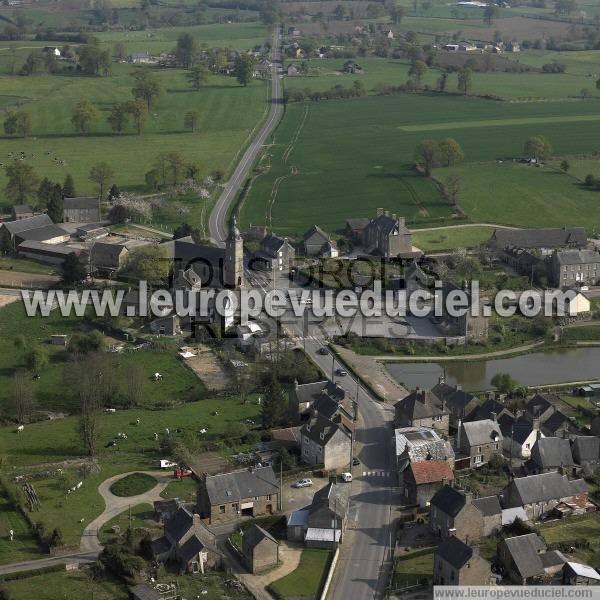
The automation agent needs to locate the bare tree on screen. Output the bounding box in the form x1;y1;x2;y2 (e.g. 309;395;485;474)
124;362;145;407
11;370;35;423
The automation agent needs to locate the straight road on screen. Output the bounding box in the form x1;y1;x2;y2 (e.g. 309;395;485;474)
289;324;396;600
209;24;284;246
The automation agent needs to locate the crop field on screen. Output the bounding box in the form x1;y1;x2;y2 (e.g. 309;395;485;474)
0;60;268;215
241;93;600;237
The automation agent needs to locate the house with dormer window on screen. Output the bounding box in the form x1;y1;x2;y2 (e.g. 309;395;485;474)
300;414;351;471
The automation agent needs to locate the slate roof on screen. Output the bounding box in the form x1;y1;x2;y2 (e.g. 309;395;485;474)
63;196;99;210
204;466;278;505
490;227;586;249
130;584;163;600
293;380;345;406
504;472;583;507
308;481;349;527
17;240;78;256
12;204;33;215
395;389;448;422
345;218;369;230
242;524;278;552
432;382;477;414
430;485;466;517
15;224;68;242
1;213;52;235
303;225;330;244
572;436;600;464
260;234;288;257
301;414;349;446
178;532;218;562
472;495;502;517
461;419;503;447
90;241;128;266
435;536;474;570
161;238;226;287
565;562;600;580
505;420;535;445
532;437;574;469
410;460;454;485
525;393;558;418
165;506;195;544
150;535;171;556
555;249;600;265
367;213;409;236
470;398;514;423
502;533;546;579
542;411;571;435
540;550;567;569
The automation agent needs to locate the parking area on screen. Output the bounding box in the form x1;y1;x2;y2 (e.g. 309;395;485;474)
282;475;329;512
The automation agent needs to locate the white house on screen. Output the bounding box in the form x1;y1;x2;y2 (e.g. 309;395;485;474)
502;421;543;459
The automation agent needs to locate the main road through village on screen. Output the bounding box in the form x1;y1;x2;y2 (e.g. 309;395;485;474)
208;24;397;598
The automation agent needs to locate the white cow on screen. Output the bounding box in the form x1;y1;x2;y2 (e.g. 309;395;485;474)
16;425;24;433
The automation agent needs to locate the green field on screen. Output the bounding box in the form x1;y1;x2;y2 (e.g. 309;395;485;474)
393;548;435;587
412;225;496;252
109;472;158;497
241;93;600;237
0;493;42;565
540;513;600;568
269;548;332;600
99;502;159;544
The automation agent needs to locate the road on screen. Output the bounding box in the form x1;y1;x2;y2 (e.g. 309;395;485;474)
289;323;396;600
209;24;284;246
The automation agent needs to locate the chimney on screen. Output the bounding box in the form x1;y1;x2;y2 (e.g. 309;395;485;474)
456;419;462;449
456;384;462;391
491;412;497;422
377;207;384;216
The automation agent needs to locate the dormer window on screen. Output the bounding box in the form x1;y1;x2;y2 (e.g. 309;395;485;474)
320;432;325;440
306;426;311;433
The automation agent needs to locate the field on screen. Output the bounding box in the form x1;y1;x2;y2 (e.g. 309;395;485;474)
0;493;41;565
240;93;600;237
268;548;332;600
109;472;158;497
393;548;434;587
99;502;159;544
412;225;496;252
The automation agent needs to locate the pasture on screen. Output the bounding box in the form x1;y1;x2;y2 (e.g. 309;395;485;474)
240;93;600;237
412;225;495;252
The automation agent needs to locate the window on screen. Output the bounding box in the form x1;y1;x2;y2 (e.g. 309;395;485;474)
219;505;225;514
474;455;483;464
495;443;499;450
478;446;481;453
254;496;259;500
525;443;530;450
233;503;239;511
266;495;272;501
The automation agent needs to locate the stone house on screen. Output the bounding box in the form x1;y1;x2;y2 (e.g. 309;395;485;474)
498;533;567;584
429;486;485;543
502;419;542;460
562;562;600;585
344;218;369;242
523;393;574;437
287;481;349;549
471;495;503;537
300;414;351;471
551;249;600;287
394;388;450;436
457;418;503;468
288;380;346;424
362;210;413;258
90;241;129;276
487;227;587;254
394;426;455;480
433;536;492;586
468;397;514;425
571;436;600;473
11;204;34;220
253;234;295;273
403;460;454;507
529;437;575;475
63;196;101;223
502;471;589;521
302;225;338;257
150;506;222;573
242;524;279;573
432;379;479;429
197;466;279;525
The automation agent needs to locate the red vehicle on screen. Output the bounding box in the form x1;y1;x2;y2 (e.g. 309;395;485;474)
173;468;193;479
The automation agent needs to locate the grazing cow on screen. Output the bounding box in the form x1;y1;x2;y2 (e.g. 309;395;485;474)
16;425;24;433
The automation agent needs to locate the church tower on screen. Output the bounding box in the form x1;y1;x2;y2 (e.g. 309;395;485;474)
224;216;244;288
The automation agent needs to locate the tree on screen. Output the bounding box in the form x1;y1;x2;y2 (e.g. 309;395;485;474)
37;177;54;208
560;160;570;173
3;110;31;138
107;102;129;134
491;372;518;394
21;51;40;76
4;162;39;204
523;135;552;161
483;4;499;25
121;245;170;284
63;174;76;198
124;362;145;407
442;174;462;209
154;151;188;186
261;372;287;428
108;184;120;202
408;60;427;85
89;162;114;199
25;345;48;372
389;5;405;24
414;139;440;176
186;63;209;90
437;72;448;92
71;98;99;134
184;110;200;133
78;381;101;457
79;41;111;76
175;32;198;68
131;70;161;110
114;41;126;61
438;138;464;166
554;0;577;15
46;183;64;223
48;528;64;549
11;370;34;423
125;99;147;135
457;67;472;95
234;54;255;87
61;253;87;285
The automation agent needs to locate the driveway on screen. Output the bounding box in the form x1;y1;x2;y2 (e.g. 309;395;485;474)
80;470;173;553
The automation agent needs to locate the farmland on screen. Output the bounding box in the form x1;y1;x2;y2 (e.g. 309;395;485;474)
240;92;600;237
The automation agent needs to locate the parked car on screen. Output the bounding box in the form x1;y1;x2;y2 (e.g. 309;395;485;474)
335;368;348;376
293;478;313;488
318;347;328;355
341;472;353;482
352;457;360;466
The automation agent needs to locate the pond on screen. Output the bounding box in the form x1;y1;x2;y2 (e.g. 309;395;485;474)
386;347;600;392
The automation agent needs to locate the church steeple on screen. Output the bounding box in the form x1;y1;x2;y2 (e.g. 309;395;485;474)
224;215;244;288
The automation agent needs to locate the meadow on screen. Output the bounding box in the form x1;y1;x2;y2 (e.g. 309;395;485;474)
411;225;495;252
240;92;600;237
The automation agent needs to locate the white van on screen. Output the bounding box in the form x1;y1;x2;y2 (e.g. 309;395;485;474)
341;472;353;483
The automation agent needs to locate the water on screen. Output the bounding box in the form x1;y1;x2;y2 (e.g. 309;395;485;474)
386;347;600;392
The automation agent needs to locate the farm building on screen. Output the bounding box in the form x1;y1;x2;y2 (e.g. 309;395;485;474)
63;196;101;223
242;524;280;573
0;214;66;251
11;204;34;220
17;240;86;266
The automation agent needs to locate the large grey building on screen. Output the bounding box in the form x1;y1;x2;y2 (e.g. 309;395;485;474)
63;197;101;223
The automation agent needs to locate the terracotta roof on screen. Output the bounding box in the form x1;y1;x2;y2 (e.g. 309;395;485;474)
410;460;454;485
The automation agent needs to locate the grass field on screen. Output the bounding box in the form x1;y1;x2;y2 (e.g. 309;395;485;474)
562;325;600;342
160;476;198;502
393;548;435;587
109;472;158;497
0;492;42;565
412;225;496;252
269;548;332;600
0;256;57;275
98;502;159;544
241;93;600;237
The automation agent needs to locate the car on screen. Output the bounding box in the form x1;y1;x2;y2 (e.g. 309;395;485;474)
318;347;328;355
352;457;360;466
293;478;313;488
580;285;590;291
335;368;348;376
340;472;353;483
